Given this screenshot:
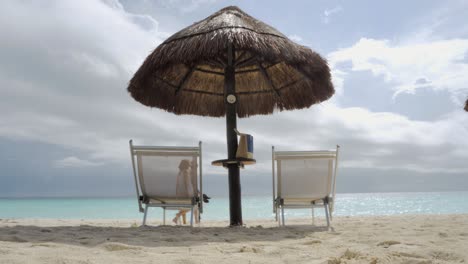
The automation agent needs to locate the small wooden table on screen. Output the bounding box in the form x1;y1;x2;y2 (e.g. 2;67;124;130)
211;158;256;169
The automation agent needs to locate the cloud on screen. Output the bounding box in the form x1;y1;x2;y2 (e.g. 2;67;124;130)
242;103;468;176
53;156;103;168
161;0;218;13
103;0;160;32
328;38;468;105
0;0;167;161
321;6;343;24
288;34;303;43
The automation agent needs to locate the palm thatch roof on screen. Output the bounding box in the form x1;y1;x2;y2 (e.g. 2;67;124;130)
128;6;334;118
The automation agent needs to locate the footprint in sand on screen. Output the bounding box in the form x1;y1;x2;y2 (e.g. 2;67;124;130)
438;232;448;238
102;242;140;251
377;240;401;248
239;245;263;253
391;251;426;259
430;250;464;262
303;240;322;245
30;243;58;248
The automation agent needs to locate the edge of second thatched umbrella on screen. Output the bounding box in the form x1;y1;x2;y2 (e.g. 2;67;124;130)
128;6;334;118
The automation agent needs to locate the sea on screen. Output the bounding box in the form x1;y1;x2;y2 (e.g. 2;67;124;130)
1;192;467;221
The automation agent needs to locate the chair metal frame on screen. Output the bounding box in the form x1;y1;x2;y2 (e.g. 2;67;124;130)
272;145;340;227
129;140;203;226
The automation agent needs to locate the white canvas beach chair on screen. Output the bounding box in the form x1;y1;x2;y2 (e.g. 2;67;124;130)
129;140;203;226
272;145;340;227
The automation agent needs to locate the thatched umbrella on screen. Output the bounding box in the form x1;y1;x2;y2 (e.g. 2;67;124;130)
128;6;334;226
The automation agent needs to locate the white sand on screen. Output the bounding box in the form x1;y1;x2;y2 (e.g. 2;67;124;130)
1;215;467;264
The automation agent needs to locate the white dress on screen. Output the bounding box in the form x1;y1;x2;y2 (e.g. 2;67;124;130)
176;168;193;198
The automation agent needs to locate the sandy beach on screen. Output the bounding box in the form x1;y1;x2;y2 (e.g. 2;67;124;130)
1;215;467;264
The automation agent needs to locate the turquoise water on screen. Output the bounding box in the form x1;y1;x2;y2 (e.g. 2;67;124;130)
1;192;467;220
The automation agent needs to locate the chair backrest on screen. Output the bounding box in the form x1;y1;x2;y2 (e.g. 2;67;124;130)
272;146;340;204
129;140;203;212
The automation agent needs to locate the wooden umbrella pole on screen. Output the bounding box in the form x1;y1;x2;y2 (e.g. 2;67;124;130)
225;42;243;226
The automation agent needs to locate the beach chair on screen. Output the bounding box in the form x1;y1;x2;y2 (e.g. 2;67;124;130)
129;140;203;226
272;145;340;227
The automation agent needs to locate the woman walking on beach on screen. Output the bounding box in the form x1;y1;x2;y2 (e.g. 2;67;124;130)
173;158;199;224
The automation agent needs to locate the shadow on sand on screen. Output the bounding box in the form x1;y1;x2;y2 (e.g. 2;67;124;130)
0;223;333;248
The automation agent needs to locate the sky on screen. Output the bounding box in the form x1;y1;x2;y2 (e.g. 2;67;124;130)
0;0;467;198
